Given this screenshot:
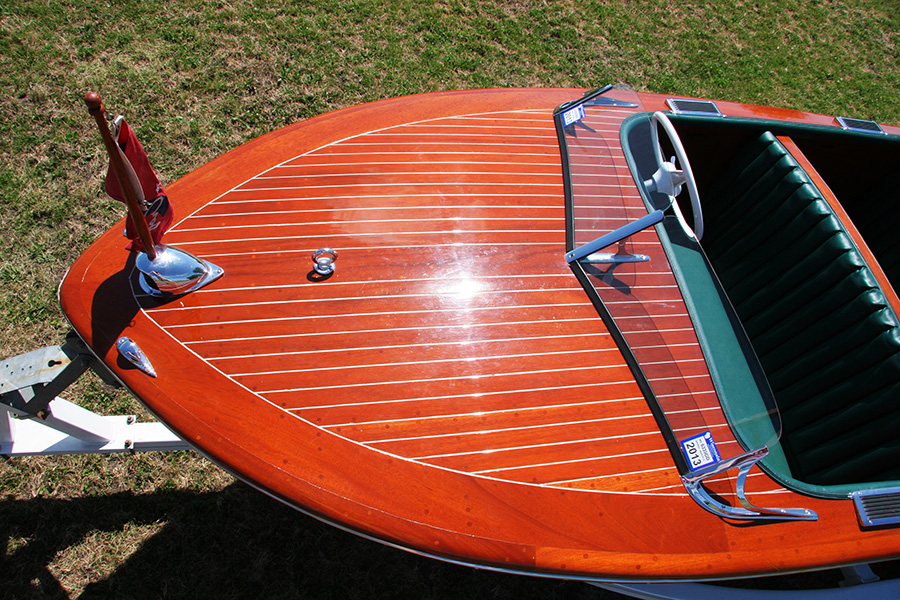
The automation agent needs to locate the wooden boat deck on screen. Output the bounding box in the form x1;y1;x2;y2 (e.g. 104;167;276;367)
59;88;900;581
144;106;684;495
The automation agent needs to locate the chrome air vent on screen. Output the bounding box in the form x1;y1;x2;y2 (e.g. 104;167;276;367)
666;98;723;117
836;116;886;135
852;487;900;528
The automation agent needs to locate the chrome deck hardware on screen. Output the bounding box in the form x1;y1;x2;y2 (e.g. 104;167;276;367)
666;98;723;117
312;248;338;275
835;116;886;135
135;244;223;298
116;337;157;378
682;447;818;521
853;487;900;528
580;239;650;264
566;210;663;264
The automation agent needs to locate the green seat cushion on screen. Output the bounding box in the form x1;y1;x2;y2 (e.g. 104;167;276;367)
702;131;900;486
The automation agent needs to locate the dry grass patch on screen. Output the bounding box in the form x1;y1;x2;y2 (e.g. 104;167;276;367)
47;520;167;597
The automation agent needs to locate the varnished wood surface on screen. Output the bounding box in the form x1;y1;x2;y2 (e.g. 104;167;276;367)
150;103;678;494
59;88;900;581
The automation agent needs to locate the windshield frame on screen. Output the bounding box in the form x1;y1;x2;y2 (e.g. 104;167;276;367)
554;87;784;479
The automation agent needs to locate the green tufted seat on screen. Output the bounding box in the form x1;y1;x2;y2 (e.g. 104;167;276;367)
700;131;900;487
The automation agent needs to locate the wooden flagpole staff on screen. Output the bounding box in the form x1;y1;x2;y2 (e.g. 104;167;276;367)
84;91;157;261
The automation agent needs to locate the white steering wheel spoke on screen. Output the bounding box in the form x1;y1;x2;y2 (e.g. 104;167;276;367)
644;112;704;240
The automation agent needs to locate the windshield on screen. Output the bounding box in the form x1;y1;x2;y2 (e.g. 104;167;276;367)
555;87;782;477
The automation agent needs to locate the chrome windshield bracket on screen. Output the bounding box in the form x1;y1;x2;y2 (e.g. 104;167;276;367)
566;210;663;264
681;447;819;521
580;250;650;264
581;237;650;264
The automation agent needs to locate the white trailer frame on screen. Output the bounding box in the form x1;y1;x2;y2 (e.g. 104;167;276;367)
1;332;189;456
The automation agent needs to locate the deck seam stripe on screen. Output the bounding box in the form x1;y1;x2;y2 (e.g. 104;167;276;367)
546;465;677;486
289;380;640;411
211;193;562;204
258;363;628;394
319;395;646;427
207;332;612;361
414;430;661;460
187;272;577;294
270;161;564;168
161;302;593;328
168;232;564;245
231;346;621;376
234;181;562;192
473;448;668;475
255;170;562;179
148;286;586;313
191;205;562;218
175;216;563;233
183;317;602;344
175;242;559;253
359;412;653;445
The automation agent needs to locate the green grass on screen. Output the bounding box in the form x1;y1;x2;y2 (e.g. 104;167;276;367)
1;0;898;597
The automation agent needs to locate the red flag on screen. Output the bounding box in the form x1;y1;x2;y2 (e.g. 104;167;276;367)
104;118;173;251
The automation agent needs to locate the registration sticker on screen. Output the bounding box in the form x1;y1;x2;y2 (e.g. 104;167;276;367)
561;104;586;127
681;431;721;471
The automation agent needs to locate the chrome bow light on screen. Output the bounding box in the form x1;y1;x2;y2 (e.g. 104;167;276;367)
115;337;157;378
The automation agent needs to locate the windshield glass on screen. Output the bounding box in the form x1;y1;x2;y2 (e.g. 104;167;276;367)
555;87;782;476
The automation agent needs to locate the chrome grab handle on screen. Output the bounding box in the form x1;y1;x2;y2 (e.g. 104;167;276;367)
681;447;818;521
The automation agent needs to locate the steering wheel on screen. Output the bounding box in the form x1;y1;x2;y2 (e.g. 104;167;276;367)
644;111;704;240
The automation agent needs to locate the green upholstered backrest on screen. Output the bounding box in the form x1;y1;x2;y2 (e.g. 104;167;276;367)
702;131;900;486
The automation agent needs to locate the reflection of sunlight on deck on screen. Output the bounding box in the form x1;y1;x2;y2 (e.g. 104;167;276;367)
445;277;483;301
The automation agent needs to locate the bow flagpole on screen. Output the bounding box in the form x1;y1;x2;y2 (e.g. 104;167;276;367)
83;91;223;298
84;91;158;260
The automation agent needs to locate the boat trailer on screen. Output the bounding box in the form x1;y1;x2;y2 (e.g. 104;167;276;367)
1;331;189;456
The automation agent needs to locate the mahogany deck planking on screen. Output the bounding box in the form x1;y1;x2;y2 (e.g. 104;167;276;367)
58;88;900;580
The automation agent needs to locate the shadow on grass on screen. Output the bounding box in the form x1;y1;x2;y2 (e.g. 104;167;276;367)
0;481;618;600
